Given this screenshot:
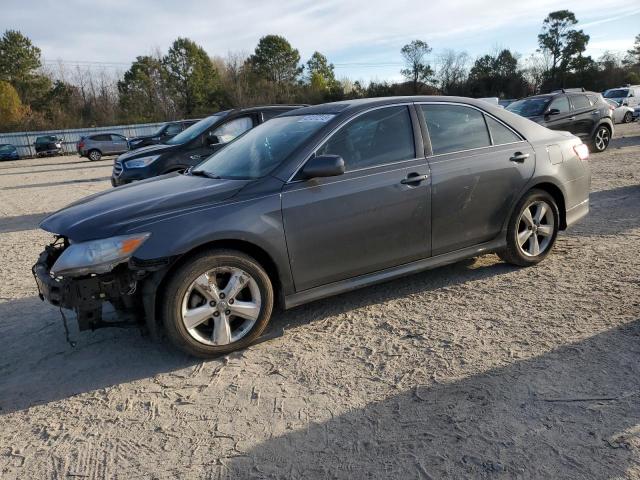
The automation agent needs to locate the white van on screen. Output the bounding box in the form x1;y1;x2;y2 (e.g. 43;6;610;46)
603;85;640;108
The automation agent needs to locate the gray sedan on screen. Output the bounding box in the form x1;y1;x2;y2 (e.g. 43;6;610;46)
36;96;590;357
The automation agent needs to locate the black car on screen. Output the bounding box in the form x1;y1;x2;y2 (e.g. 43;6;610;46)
128;120;199;150
0;143;19;160
111;105;305;186
34;135;63;157
35;96;591;357
506;89;614;152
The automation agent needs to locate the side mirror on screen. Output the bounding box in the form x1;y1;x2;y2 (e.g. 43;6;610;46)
302;154;345;179
545;108;560;116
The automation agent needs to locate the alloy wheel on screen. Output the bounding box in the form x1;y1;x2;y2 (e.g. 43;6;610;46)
516;200;555;257
180;266;262;346
594;127;610;151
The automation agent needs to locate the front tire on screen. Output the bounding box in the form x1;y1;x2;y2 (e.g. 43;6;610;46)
498;190;559;267
161;249;274;358
590;125;611;153
88;149;102;161
623;112;633;123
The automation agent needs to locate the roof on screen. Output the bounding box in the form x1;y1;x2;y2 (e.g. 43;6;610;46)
283;96;510;117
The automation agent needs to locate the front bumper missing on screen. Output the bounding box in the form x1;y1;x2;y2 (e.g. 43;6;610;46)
33;243;141;331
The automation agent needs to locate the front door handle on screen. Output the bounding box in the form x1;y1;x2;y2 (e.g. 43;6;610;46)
569;116;575;121
510;152;530;163
190;154;203;161
400;173;429;185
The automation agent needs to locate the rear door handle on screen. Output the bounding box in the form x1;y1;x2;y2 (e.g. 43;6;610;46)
569;116;575;121
190;154;203;160
510;152;530;163
400;173;429;185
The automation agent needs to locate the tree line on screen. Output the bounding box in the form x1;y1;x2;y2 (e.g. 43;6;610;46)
1;9;639;132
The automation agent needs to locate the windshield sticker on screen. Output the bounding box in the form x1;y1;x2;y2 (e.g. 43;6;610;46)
297;114;335;123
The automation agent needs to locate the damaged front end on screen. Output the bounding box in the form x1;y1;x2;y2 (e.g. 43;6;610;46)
32;235;161;332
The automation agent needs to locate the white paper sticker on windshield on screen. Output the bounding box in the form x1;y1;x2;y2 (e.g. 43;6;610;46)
297;114;335;122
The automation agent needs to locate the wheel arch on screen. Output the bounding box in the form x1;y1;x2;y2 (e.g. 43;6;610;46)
526;182;567;230
142;238;286;334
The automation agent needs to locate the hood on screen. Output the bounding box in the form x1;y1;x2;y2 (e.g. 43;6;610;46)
40;173;250;242
117;143;175;161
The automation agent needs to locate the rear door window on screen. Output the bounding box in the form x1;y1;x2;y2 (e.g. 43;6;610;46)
571;95;591;110
317;105;415;171
92;134;111;142
420;104;490;155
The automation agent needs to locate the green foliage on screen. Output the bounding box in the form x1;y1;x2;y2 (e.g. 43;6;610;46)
119;55;175;122
538;10;590;88
627;34;640;66
400;40;434;93
164;37;220;115
249;35;303;84
0;30;41;83
467;49;527;98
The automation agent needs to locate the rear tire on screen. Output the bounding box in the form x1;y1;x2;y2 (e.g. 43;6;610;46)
590;125;611;153
161;249;274;358
623;112;633;123
498;189;559;267
88;149;102;161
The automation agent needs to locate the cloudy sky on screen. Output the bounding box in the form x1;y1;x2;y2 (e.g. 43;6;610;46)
3;0;639;82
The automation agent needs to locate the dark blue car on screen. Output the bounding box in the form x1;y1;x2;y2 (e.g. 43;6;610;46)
0;144;19;161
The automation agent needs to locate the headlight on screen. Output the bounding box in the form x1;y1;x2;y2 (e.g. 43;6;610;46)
51;233;151;277
125;155;159;168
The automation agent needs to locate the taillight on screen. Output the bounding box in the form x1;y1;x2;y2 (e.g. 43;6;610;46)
573;143;589;161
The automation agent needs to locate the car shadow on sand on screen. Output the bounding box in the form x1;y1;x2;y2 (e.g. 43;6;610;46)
0;257;516;415
566;184;640;237
225;320;640;479
0;212;55;234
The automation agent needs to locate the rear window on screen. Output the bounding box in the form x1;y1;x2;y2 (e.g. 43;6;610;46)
421;104;490;155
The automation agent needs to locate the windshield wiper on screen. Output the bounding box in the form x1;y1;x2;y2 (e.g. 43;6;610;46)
190;169;221;179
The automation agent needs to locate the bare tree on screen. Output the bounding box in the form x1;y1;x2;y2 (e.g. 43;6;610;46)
436;49;469;95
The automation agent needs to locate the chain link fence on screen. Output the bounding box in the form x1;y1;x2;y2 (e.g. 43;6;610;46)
0;122;169;158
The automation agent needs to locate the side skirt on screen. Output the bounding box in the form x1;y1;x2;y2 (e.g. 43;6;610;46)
283;237;506;309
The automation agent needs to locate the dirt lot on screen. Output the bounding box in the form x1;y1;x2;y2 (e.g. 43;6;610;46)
0;125;639;479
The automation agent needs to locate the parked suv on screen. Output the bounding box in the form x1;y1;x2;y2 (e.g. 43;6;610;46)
111;105;305;186
77;133;129;161
128;120;198;150
35;97;591;357
507;89;614;152
603;85;640;108
34;136;63;157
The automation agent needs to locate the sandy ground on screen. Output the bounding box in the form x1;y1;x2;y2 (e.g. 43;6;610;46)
0;125;639;479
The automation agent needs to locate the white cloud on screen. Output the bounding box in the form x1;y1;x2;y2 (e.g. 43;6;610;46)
2;0;639;79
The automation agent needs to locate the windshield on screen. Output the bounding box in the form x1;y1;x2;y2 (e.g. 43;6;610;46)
0;144;14;152
165;114;223;145
604;89;629;99
506;97;550;117
194;114;334;179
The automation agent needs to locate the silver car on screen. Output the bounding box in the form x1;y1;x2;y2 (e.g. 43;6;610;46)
77;133;130;161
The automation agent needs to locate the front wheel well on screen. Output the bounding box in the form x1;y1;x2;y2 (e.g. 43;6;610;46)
528;183;566;229
153;239;283;316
